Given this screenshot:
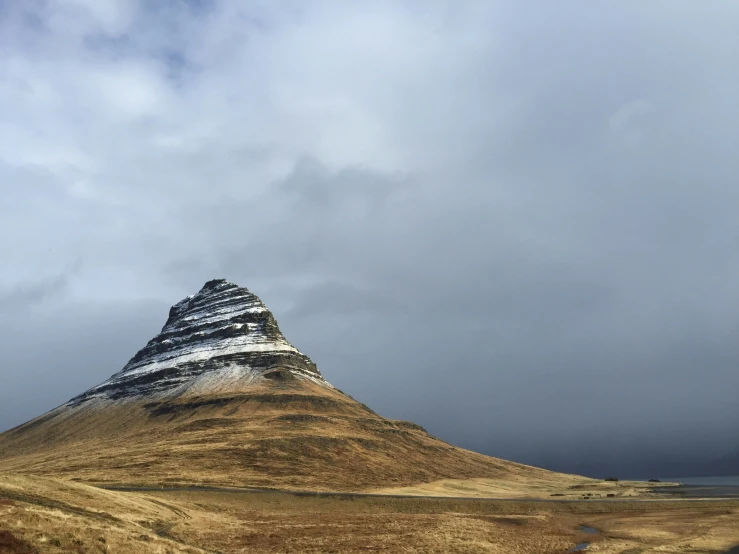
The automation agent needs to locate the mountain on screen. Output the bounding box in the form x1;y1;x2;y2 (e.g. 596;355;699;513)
0;279;568;492
67;278;324;403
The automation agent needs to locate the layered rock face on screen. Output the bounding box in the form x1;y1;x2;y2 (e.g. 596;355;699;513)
72;279;324;403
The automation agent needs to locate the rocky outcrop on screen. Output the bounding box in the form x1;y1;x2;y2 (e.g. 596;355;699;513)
70;279;324;403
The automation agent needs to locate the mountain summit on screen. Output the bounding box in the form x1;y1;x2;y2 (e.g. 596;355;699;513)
72;279;325;404
0;280;565;492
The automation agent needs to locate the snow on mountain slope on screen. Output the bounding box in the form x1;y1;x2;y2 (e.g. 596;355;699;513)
70;279;327;404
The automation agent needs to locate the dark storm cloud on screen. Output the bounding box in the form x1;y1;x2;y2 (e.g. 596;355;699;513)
0;274;69;311
2;1;739;477
0;299;168;432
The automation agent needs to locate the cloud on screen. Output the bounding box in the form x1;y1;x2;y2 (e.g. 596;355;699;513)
609;99;652;132
2;1;739;477
608;99;652;148
0;274;69;311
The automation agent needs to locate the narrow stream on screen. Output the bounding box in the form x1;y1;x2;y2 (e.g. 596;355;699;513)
566;525;599;552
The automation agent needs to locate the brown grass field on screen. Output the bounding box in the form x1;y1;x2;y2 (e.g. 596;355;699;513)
2;375;738;552
2;473;739;554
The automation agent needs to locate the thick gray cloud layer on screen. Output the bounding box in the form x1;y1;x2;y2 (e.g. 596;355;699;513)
2;1;739;477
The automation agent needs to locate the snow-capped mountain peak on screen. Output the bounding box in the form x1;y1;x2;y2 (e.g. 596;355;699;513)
71;279;326;403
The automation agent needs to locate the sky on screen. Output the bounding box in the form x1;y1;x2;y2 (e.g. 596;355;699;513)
1;1;739;478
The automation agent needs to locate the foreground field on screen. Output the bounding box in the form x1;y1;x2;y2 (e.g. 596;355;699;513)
2;473;739;553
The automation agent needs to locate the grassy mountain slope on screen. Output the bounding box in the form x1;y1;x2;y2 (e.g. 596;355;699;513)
0;371;564;492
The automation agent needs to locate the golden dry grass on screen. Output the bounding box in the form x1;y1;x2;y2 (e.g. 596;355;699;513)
372;475;675;499
2;473;739;554
0;473;207;553
3;373;737;552
0;376;571;493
